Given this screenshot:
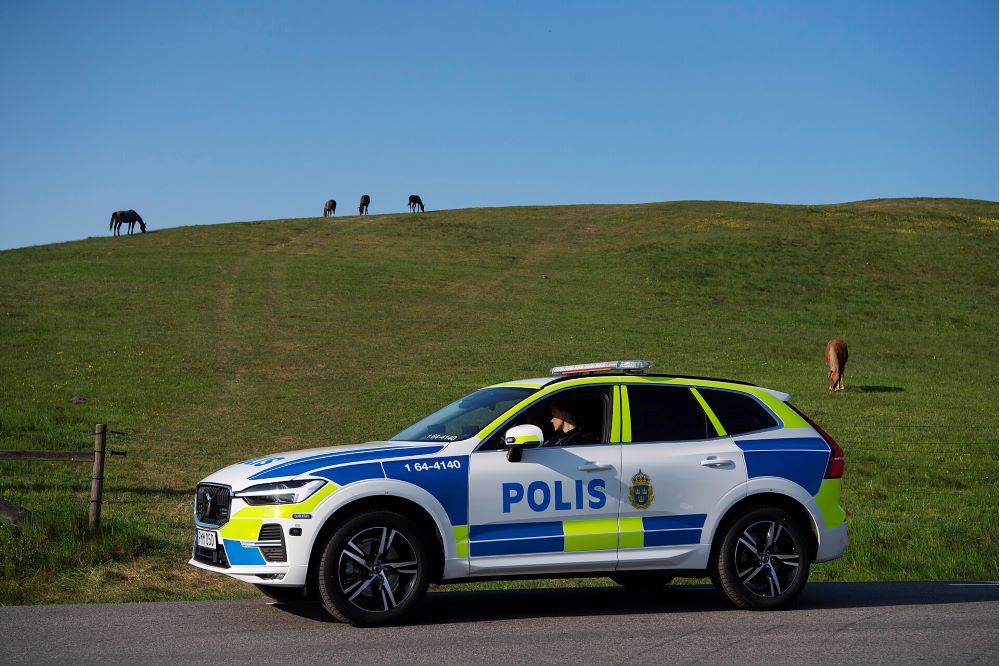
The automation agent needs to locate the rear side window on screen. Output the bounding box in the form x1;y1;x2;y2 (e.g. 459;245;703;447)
627;385;712;442
699;388;779;435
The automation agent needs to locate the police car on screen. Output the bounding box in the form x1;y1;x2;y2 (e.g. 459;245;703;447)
190;360;847;626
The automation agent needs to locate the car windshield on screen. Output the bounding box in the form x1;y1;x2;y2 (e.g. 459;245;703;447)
390;386;535;442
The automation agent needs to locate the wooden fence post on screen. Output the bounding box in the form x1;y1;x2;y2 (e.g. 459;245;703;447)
88;424;107;532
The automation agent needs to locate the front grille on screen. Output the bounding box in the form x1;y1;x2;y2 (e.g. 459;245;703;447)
259;524;287;562
193;541;230;568
195;484;231;526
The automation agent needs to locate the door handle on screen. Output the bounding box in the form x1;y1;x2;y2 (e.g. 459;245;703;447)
701;457;735;468
578;462;614;472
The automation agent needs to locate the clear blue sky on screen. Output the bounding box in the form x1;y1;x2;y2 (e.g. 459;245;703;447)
1;1;996;250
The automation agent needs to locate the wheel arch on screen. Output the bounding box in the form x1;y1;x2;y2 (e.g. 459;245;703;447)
306;494;447;594
710;492;819;563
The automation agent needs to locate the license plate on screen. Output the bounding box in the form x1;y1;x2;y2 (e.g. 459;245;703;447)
196;529;217;549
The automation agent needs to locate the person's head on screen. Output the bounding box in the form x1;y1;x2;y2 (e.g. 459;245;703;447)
550;401;578;433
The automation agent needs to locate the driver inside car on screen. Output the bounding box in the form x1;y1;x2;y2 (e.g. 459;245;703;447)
547;400;595;446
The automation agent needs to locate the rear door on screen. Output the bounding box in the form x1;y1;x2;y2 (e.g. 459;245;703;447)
617;383;747;570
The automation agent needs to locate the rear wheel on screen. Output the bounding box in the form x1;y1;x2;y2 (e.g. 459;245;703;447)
609;573;674;592
713;505;810;610
316;510;431;626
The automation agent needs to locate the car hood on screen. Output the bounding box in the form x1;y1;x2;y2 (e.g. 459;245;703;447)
200;441;448;490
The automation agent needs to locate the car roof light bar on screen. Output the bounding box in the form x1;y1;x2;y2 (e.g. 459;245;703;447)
549;360;653;376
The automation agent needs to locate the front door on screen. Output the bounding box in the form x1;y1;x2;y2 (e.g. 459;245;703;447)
467;385;621;576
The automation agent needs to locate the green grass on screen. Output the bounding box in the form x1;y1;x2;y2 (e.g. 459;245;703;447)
0;198;996;604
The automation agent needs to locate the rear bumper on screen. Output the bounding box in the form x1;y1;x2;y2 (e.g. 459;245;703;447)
816;521;848;562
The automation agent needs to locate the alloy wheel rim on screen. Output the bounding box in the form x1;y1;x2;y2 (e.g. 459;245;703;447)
337;526;419;613
733;519;801;598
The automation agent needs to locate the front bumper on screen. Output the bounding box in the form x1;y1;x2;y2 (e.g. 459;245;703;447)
189;516;318;587
188;554;310;587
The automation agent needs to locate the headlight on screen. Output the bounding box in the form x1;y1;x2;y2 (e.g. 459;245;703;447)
234;479;326;506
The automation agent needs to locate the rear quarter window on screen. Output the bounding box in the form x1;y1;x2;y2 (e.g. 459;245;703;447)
699;388;779;435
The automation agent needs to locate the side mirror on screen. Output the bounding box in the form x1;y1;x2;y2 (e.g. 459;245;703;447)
504;424;543;462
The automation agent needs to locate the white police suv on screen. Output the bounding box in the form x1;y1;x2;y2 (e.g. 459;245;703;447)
190;361;847;625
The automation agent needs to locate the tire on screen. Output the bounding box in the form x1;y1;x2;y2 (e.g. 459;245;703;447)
254;584;314;604
712;505;811;610
609;573;674;592
315;509;432;626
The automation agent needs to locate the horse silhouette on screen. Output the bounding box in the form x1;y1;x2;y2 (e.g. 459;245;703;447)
408;194;424;213
324;199;337;217
825;339;849;392
109;210;145;236
359;194;370;215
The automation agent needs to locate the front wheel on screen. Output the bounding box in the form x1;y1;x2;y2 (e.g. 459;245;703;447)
712;505;811;610
316;510;431;626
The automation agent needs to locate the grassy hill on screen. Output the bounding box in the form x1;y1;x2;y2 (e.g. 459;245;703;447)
0;198;996;604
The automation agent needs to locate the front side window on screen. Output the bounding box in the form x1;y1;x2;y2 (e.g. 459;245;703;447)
699;388;779;435
391;387;534;442
480;386;612;450
627;385;713;442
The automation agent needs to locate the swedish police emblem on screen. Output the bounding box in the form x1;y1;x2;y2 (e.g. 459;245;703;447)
628;470;654;510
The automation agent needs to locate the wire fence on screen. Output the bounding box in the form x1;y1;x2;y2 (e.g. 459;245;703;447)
0;425;127;531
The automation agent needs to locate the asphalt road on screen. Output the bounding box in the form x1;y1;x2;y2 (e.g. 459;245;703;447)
0;582;996;665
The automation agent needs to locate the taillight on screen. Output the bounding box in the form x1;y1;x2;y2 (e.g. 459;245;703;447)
790;405;844;479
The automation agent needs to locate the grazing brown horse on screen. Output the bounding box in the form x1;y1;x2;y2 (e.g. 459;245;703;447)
109;210;146;236
408;194;424;213
324;199;337;217
358;194;370;215
825;339;849;392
